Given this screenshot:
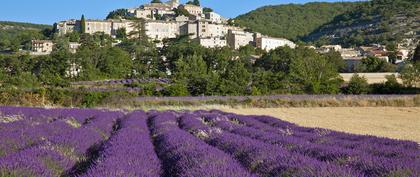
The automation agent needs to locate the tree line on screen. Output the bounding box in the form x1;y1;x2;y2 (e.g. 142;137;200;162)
1;15;419;99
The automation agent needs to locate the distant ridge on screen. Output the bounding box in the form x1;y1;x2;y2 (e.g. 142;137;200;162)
0;21;51;30
235;0;420;46
235;2;360;41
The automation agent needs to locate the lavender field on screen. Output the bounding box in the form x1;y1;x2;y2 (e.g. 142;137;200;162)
0;107;419;177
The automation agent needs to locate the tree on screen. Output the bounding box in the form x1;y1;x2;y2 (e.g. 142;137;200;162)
80;15;86;33
151;0;162;3
98;47;132;78
373;74;403;94
414;43;420;63
66;31;80;42
129;18;147;41
356;56;396;72
186;0;200;6
173;55;209;96
106;9;128;19
346;74;370;94
116;28;127;39
174;7;191;17
164;82;190;96
255;46;294;73
203;8;213;13
323;51;346;72
400;62;420;88
219;60;251;95
252;69;288;94
289;53;343;94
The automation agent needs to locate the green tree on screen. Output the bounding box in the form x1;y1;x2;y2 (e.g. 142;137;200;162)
255;46;294;73
129;18;147;41
174;7;191;17
400;62;420;88
66;31;80;42
203;7;213;13
98;47;132;78
186;0;200;6
174;55;209;96
116;28;127;39
289;54;343;94
161;36;206;72
164;82;190;96
346;74;370;94
414;43;420;63
80;15;86;33
356;56;396;72
219;60;251;95
252;69;288;94
151;0;162;3
106;9;128;19
323;51;346;72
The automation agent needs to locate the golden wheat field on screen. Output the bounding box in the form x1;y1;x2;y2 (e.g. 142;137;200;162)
220;107;420;143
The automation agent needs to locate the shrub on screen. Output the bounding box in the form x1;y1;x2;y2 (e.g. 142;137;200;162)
345;74;370;94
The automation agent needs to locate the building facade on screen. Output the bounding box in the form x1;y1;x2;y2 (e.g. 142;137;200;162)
197;21;227;38
55;20;80;36
180;4;203;17
197;37;227;48
227;30;254;49
254;34;296;51
31;40;54;55
145;21;180;40
53;0;301;50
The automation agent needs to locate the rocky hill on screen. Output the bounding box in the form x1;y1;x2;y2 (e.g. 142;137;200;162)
235;0;420;46
0;21;51;51
0;21;51;31
234;2;360;41
305;0;420;46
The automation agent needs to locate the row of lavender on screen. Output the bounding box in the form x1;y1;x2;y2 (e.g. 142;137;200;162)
0;107;122;176
71;78;171;86
1;107;419;177
179;110;420;176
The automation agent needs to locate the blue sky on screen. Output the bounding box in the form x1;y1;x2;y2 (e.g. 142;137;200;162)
0;0;357;25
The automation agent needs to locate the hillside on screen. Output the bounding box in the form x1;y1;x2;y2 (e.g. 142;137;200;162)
0;21;51;30
235;0;420;46
305;0;420;46
234;2;360;41
0;21;51;52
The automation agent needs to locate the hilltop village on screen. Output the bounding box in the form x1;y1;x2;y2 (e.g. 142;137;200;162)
28;0;417;72
51;0;296;51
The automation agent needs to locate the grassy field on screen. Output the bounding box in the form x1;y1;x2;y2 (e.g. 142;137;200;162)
221;107;420;143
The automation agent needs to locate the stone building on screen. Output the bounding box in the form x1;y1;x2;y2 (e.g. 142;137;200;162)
197;21;227;38
145;20;180;40
31;40;54;55
69;42;81;54
83;19;135;38
180;4;203;17
254;34;296;51
53;0;300;50
85;20;113;35
197;37;227;48
55;20;80;36
319;45;342;53
204;12;226;24
227;30;254;49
